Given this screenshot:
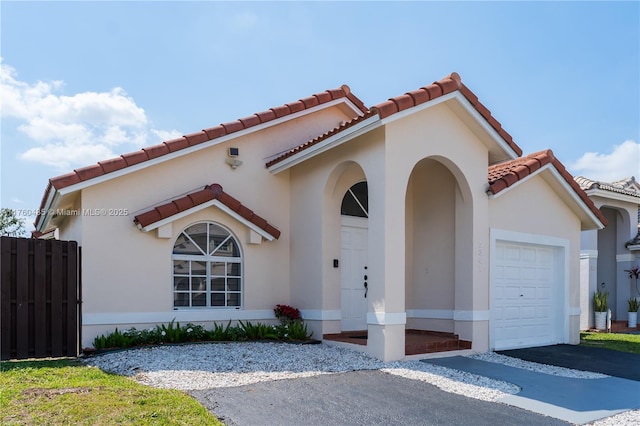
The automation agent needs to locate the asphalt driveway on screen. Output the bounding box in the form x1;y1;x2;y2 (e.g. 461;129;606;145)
498;344;640;381
190;344;640;426
191;369;568;426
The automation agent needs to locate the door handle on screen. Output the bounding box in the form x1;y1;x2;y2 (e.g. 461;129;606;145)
364;281;368;298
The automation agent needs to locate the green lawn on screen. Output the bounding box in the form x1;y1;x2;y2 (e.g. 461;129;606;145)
580;331;640;354
0;358;222;425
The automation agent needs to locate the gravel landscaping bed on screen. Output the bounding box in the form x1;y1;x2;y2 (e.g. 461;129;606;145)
83;341;639;425
84;342;518;401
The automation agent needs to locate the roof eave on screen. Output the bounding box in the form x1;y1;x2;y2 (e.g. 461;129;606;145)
44;97;364;197
267;115;381;174
35;187;60;232
584;188;640;205
137;199;278;241
380;92;520;162
488;164;606;231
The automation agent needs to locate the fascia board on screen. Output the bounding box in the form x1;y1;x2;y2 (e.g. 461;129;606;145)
544;167;605;230
487;164;554;200
56;98;360;196
267;115;381;174
583;188;640;205
379;92;520;160
488;164;604;230
378;92;457;125
138;199;276;241
36;190;60;232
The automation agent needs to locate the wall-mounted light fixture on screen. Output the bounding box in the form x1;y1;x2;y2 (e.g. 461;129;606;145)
226;147;242;169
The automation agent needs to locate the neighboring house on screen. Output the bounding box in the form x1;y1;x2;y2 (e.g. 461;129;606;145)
575;176;640;329
34;73;605;361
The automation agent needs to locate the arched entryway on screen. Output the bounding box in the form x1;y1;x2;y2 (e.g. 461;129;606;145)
405;157;473;337
598;206;633;320
340;181;368;331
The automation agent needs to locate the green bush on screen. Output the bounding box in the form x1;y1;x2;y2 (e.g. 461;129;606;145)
239;320;279;340
90;305;314;351
206;321;234;341
93;328;135;350
275;320;313;341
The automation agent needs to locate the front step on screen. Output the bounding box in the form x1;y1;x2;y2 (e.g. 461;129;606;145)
323;329;472;355
405;330;472;355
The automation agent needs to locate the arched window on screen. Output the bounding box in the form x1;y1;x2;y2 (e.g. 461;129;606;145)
172;222;242;308
341;181;368;217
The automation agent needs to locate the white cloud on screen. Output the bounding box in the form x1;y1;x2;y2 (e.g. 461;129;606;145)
151;129;183;142
0;59;176;170
569;140;640;182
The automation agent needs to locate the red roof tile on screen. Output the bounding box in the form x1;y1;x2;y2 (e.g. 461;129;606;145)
45;85;366;193
372;73;522;156
265;110;378;168
266;73;523;169
133;183;281;239
267;73;523;169
36;85;367;229
487;150;607;226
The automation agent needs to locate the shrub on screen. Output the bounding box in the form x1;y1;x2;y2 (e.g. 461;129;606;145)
276;320;312;341
239;320;279;340
206;321;233;341
93;328;135;350
90;307;312;352
274;304;301;323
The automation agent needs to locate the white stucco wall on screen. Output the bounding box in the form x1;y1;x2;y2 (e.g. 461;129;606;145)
489;176;583;345
57;105;355;347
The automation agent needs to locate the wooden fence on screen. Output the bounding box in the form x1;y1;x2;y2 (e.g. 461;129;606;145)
1;236;81;360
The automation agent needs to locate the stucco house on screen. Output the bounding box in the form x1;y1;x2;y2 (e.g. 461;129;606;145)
34;72;605;361
575;176;640;329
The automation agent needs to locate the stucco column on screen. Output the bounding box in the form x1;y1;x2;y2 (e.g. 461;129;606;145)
580;230;598;329
365;154;406;362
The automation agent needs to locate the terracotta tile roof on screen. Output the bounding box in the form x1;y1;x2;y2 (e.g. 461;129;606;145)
372;72;522;157
574;176;640;198
35;85;366;230
45;85;366;193
265;110;378;168
134;183;281;239
487;150;607;225
265;72;524;169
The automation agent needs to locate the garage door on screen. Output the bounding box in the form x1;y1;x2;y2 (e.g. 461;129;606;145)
492;241;561;350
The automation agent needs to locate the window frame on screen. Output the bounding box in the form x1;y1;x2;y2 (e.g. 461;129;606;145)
172;222;243;309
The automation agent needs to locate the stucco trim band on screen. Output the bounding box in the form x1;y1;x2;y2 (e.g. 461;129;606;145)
299;309;342;321
366;312;407;325
84;309;276;325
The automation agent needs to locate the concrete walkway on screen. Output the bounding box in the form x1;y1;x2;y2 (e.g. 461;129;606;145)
423;356;640;425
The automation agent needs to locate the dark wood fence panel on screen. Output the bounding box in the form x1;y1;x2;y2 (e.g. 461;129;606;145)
1;236;80;360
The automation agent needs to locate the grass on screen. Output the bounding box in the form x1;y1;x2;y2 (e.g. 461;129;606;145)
580;331;640;354
0;358;222;425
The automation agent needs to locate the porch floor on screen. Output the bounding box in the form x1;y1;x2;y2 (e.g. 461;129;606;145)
323;329;472;356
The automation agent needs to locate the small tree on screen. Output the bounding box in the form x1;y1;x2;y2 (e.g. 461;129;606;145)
0;208;27;237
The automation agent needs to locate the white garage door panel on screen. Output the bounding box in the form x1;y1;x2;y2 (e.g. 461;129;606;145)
492;241;561;350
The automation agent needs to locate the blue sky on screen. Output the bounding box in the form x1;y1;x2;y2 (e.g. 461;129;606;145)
1;1;639;231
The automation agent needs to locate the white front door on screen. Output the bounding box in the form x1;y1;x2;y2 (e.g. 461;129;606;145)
341;217;368;331
492;241;560;350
